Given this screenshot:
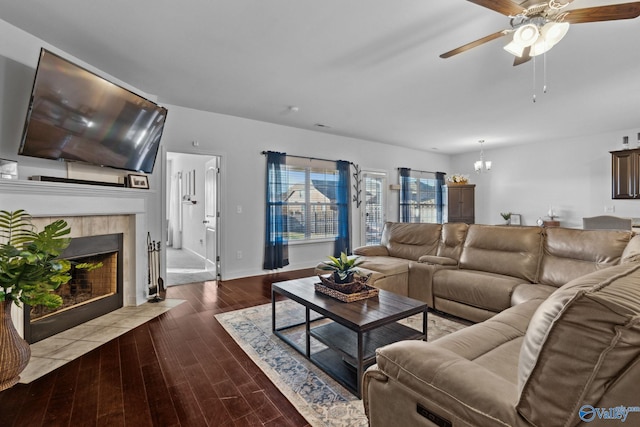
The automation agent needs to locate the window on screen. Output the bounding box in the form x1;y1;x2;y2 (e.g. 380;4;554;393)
399;169;445;223
362;171;386;246
282;158;340;241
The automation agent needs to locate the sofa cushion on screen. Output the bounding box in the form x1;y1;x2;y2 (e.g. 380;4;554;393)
510;283;556;306
418;255;457;266
459;225;543;282
352;245;389;257
368;299;542;427
380;222;442;261
433;269;527;313
435;222;468;260
517;263;640;426
358;256;409;276
538;227;632;287
621;234;640;264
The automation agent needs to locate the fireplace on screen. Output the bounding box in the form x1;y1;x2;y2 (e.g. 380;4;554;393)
23;233;124;344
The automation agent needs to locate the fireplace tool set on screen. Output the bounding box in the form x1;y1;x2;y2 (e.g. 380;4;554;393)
147;233;165;302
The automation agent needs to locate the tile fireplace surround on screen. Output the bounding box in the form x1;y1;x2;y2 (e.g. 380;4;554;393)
0;179;152;338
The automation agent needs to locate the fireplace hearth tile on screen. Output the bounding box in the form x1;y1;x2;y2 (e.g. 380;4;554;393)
102;316;150;330
81;326;132;343
52;324;107;341
18;299;185;384
47;339;103;360
29;337;76;357
18;358;69;384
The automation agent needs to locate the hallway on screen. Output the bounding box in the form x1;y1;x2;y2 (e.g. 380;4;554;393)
166;247;217;286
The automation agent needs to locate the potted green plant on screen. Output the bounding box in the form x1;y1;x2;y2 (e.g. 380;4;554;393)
317;252;364;284
0;210;97;391
317;252;369;295
500;212;512;225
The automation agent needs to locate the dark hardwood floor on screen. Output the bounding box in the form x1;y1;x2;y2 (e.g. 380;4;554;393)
0;269;316;427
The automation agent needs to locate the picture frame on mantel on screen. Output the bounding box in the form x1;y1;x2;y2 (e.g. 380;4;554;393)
510;214;521;226
128;174;149;189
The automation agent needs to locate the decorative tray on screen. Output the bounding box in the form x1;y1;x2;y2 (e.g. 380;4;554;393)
314;282;379;303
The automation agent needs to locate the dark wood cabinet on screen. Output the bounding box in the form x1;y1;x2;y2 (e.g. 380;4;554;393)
446;184;475;224
611;149;640;199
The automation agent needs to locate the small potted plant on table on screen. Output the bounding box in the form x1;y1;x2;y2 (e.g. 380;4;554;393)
317;252;367;294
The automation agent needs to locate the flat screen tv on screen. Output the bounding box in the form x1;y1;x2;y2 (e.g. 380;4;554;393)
19;48;167;174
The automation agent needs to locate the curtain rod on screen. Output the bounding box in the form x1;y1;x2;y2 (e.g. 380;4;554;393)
261;151;353;165
398;167;445;175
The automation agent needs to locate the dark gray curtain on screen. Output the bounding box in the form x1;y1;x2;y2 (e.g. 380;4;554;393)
263;151;289;269
334;160;350;256
399;168;411;222
436;172;445;224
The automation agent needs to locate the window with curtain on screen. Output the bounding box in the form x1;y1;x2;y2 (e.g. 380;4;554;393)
282;158;340;241
264;153;351;265
399;168;445;223
264;151;289;269
265;155;350;245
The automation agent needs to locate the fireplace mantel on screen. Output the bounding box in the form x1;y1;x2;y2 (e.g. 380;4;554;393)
0;178;153;337
0;179;154;215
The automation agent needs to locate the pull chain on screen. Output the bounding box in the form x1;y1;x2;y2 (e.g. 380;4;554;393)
532;56;537;103
532;52;549;102
543;51;547;94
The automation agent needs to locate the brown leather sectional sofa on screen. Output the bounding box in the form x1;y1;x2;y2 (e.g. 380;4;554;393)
358;222;640;426
354;221;637;322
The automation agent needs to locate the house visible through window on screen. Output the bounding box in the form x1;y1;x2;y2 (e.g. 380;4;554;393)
399;169;445;223
282;157;340;241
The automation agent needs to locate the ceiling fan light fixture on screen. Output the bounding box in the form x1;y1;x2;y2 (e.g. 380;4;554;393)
530;22;570;56
504;40;525;57
543;21;570;44
513;24;539;47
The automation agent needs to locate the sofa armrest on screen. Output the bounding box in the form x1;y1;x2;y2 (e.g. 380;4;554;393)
353;245;389;256
408;262;456;306
511;283;556;306
622;234;640;263
418;255;458;266
364;341;522;427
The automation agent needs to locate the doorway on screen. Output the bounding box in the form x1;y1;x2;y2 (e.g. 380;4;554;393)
165;152;220;286
361;171;386;246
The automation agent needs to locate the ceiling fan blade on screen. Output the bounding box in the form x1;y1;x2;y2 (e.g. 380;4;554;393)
562;2;640;24
513;47;532;66
518;0;575;10
466;0;525;16
440;30;508;58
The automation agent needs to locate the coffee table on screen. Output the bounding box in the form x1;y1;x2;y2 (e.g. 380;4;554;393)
271;276;427;397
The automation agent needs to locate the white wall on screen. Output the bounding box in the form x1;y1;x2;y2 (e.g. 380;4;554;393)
0;18;451;281
159;104;450;279
450;129;640;228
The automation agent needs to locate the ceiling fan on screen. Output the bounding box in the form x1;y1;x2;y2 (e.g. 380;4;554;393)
440;0;640;66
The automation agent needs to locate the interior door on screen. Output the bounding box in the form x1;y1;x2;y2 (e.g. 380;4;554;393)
204;158;219;276
361;171;386;246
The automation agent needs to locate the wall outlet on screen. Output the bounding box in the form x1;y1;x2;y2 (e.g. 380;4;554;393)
236;250;243;259
604;205;615;213
236;205;242;214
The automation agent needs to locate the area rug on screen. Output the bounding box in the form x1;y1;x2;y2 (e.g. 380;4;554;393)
215;300;469;427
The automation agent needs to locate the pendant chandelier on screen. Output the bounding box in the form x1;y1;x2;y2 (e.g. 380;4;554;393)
474;140;492;173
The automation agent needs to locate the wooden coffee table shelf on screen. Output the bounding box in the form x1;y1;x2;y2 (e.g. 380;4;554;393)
272;277;427;397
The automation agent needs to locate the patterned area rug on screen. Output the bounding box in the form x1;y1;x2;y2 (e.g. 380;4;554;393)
215;300;469;427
